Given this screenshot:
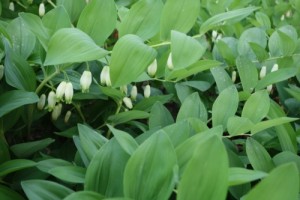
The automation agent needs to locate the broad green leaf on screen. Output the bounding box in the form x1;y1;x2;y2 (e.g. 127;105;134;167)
42;6;72;35
4;38;36;91
181;81;212;92
243;163;298;200
119;0;163;40
242;90;270;123
255;11;271;29
160;0;200;40
19;12;50;50
10;138;54;158
246;138;274;172
64;191;105;200
58;0;86;23
49;166;86;183
85;139;130;197
177;136;228;200
229;168;268;186
227;116;254;136
0;185;25;200
6;17;36;59
255;67;297;90
212;86;239;130
108;111;149;126
168;60;221;81
200;7;259;35
73;136;90;167
235;56;258;93
133;94;173;111
215;38;237;65
176;92;207;123
237;27;267;59
249;42;269;62
0;159;36;177
110;34;156;87
251;117;298;134
149;102;174;129
37;159;73;173
77;0;117;46
108;125;138;155
0;90;39;118
124;131;177;200
171;31;206;69
162;120;192;147
99;86;124;102
210;67;233;93
285;85;300;102
44;28;108;65
0;138;10;164
21;180;74;200
78;124;108;160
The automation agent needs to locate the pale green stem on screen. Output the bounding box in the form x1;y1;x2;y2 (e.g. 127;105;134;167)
35;67;60;94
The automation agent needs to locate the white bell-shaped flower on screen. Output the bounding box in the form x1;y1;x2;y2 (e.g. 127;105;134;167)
80;70;92;93
260;66;267;79
39;3;45;17
47;91;56;111
123;97;133;109
52;103;62;121
144;84;151;98
147;59;157;77
64;110;72;123
167;53;174;70
130;85;137;100
64;82;73;104
56;81;67;101
37;94;46;110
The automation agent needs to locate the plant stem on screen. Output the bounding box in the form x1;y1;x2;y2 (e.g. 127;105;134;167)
35;68;60;94
47;0;56;8
73;103;86;123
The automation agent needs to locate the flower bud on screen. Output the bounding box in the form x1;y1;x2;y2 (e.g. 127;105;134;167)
47;91;56;111
231;71;237;83
167;53;174;70
280;15;285;21
123;97;133;109
212;30;218;40
9;2;14;11
37;94;46;110
271;63;278;72
260;66;267;79
0;65;4;80
267;85;273;93
52;103;62;121
144;84;151;98
147;59;157;77
130;85;137;100
80;70;92;93
64;110;72;123
64;82;73;104
56;81;67;101
120;85;128;95
100;66;111;86
86;0;90;3
39;3;45;17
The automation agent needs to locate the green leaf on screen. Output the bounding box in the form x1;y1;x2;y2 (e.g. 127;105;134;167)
200;7;259;35
149;102;174;129
58;0;86;23
229;168;268;186
49;166;86;183
108;125;139;155
37;159;73;173
119;0;163;40
4;39;37;91
6;17;36;59
78;124;108;160
255;67;297;90
235;56;258;93
42;6;72;35
251;117;298;134
109;34;156;87
227;116;254;136
210;67;233;93
171;31;206;69
243;163;298;200
0;185;25;200
160;0;200;40
124;131;177;200
85;139;130;197
108;110;149;126
177;136;228;200
212;86;239;130
64;191;105;200
176;92;207;123
0;159;36;177
21;180;74;200
77;0;117;46
44;28;108;65
73;136;90;167
0;90;39;118
133;94;173;111
246;138;274;172
10;138;54;158
19;12;50;50
242;90;270;123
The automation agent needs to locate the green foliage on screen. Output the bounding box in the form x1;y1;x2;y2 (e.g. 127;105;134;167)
1;0;300;199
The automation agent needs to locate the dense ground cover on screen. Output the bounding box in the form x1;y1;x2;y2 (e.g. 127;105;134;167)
0;0;300;199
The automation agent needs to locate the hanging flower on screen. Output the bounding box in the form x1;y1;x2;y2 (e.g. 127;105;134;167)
123;97;133;109
80;70;92;93
52;103;62;121
64;110;72;123
64;82;73;104
167;53;174;70
147;59;157;77
9;2;14;11
100;66;111;86
144;84;151;98
231;71;237;83
271;63;278;72
47;91;56;111
260;66;267;79
37;94;46;110
120;85;128;95
39;3;45;17
130;85;137;100
56;81;67;101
